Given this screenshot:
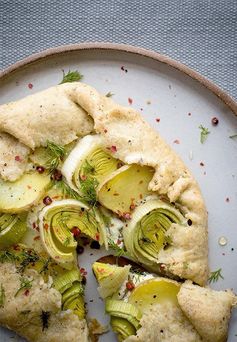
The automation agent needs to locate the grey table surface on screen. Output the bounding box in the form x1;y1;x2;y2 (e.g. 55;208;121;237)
0;0;237;100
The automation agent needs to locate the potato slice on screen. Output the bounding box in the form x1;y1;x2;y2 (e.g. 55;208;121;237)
0;172;50;213
97;164;154;216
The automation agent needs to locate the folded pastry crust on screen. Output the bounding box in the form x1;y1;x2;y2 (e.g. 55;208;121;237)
0;82;208;285
125;281;236;342
0;263;90;342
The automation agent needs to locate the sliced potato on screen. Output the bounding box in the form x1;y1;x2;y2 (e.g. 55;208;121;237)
0;172;51;213
97;164;154;216
128;278;180;313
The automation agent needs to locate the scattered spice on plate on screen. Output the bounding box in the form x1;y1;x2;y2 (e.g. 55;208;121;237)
225;197;230;203
188;112;192;116
156;118;160;122
105;91;114;98
208;268;224;283
121;66;128;73
173;139;180;144
110;145;117;153
211;117;219;126
200;162;205;167
15;155;21;162
28;83;33;89
128;97;133;105
126;281;135;291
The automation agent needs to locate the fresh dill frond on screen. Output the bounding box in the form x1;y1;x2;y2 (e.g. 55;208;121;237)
52;179;84;201
80;177;99;206
105;91;114;98
108;239;128;257
15;277;33;297
18;250;40;273
0;251;19;263
0;284;5;307
81;160;95;176
199;125;210;144
208;268;224;283
63;237;71;247
46;141;66;173
60;70;83;84
39;258;51;274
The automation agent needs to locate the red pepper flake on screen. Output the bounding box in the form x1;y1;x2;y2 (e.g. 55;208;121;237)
44;223;49;231
80;267;87;276
128;97;133;105
95;233;100;241
126;281;135;291
123;212;131;220
117;239;122;245
200;162;205;167
27;185;32;190
110;145;117;153
104;129;108;133
188;112;192;116
36;166;45;174
80;174;87;181
130;203;136;210
226;197;230;202
211;117;219;126
43;196;52;205
173;139;180;144
13;244;20;251
71;226;81;238
156;118;160;122
34;236;40;241
28;83;33;89
15;155;21;162
32;222;36;229
24;289;30;296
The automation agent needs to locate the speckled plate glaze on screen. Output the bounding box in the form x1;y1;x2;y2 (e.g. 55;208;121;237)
0;43;236;342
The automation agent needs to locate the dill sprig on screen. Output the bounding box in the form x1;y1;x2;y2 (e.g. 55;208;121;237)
105;91;114;98
39;258;51;274
15;276;33;297
208;268;224;283
53;179;83;201
199;125;210;144
46;141;66;173
80;177;99;206
0;251;19;263
108;239;128;257
0;284;5;307
60;70;83;84
81;160;95;176
18;250;40;273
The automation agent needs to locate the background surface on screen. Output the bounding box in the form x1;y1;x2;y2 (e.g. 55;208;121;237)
0;0;236;100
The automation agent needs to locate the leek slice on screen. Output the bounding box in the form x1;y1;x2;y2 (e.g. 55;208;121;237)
62;134;119;193
128;278;180;313
97;164;154;216
63;294;85;319
123;199;186;265
0;213;27;249
110;317;136;341
0;172;51;213
105;299;142;330
52;269;82;293
62;281;84;304
39;199;105;268
93;262;130;298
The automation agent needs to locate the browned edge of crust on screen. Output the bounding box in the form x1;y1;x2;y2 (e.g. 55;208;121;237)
0;42;237;116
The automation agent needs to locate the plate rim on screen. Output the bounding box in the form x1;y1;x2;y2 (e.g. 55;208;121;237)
0;42;237;116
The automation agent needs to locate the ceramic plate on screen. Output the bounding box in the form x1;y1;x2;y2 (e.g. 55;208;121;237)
0;43;237;342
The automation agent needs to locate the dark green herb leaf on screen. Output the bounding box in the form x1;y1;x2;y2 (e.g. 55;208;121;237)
60;70;83;84
0;251;19;263
80;177;99;206
199;125;210;144
208;268;224;283
18;250;40;273
46;141;66;173
229;134;237;139
108;239;128;257
0;284;5;307
15;276;33;297
105;91;114;98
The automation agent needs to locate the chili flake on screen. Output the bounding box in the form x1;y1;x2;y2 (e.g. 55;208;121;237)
156;118;160;122
15;155;21;162
28;83;33;89
128;98;133;105
173;139;180;144
110;145;117;153
126;281;135;291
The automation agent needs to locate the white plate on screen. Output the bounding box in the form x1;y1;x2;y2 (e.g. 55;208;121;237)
0;44;237;342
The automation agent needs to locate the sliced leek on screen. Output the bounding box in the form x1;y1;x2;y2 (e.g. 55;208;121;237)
52;269;82;293
62;134;119;194
123;199;186;265
97;164;154;216
105;299;142;330
93;262;130;298
110;317;136;341
0;213;27;249
39;199;107;268
0;172;51;213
